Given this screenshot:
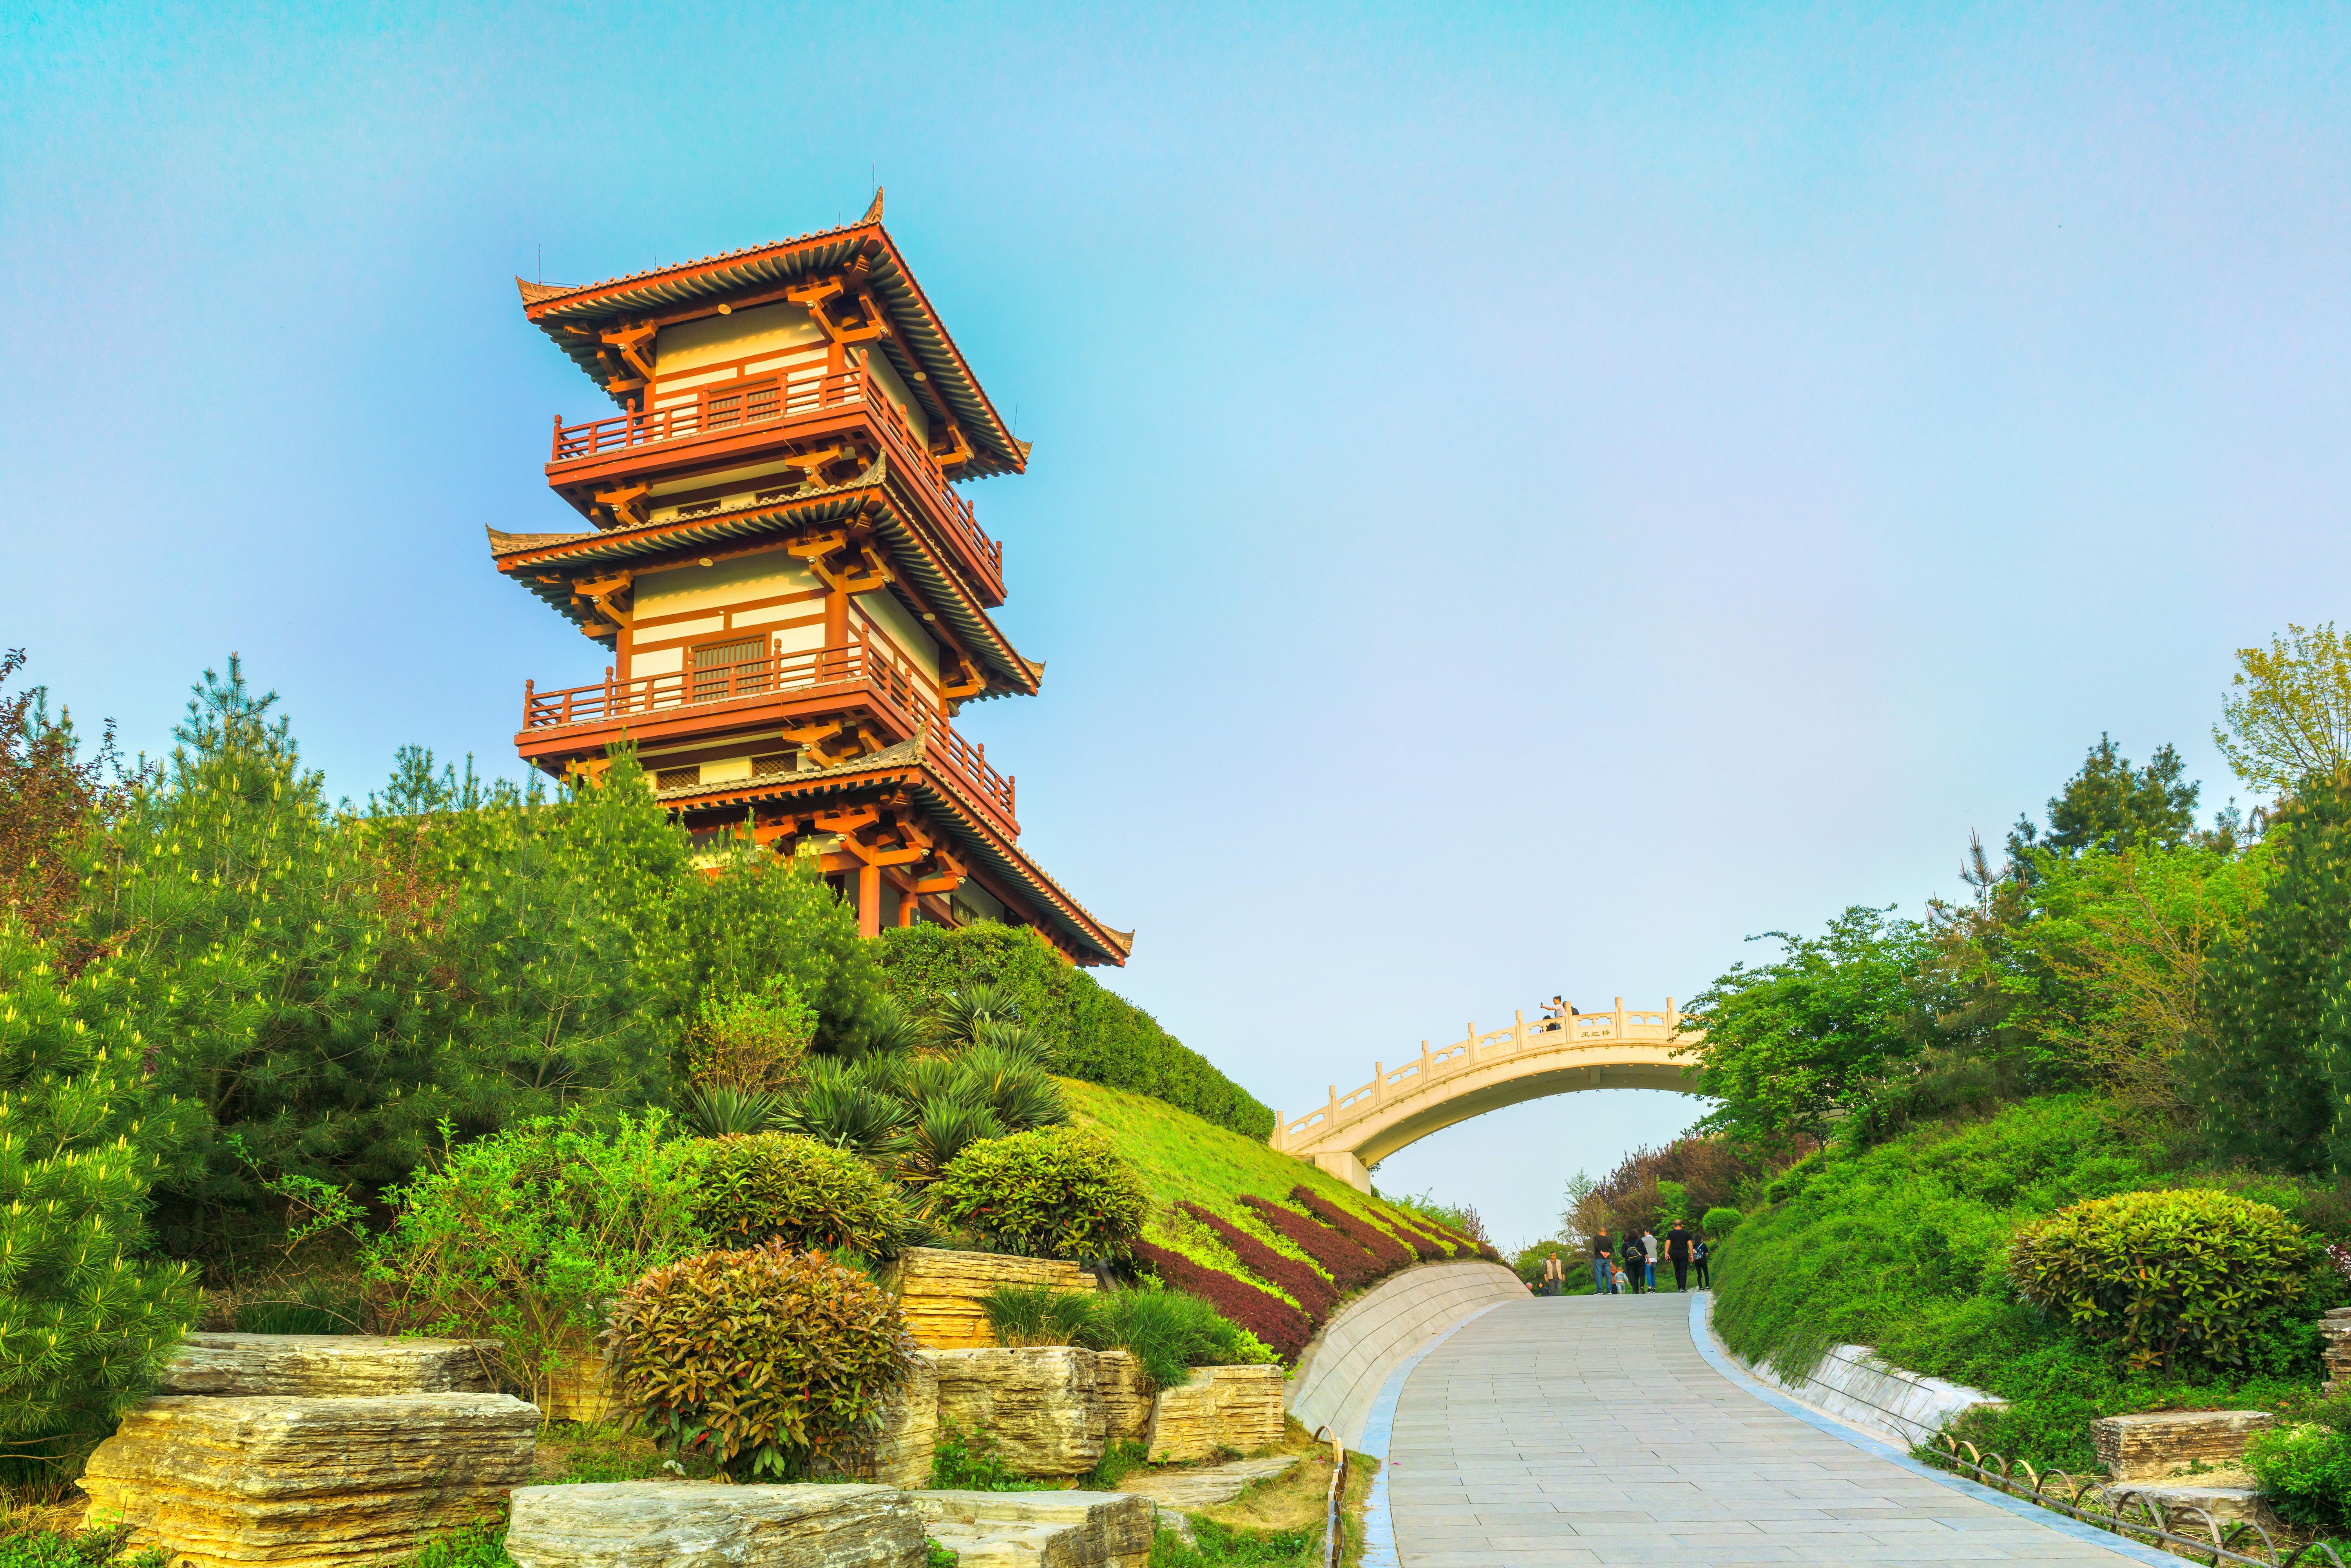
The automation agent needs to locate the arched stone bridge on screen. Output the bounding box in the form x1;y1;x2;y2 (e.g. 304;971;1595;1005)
1270;1000;1703;1191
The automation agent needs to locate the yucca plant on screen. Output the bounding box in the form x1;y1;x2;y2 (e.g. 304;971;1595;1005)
954;1044;1067;1132
774;1079;911;1161
933;985;1022;1049
684;1083;785;1137
898;1096;1006;1195
969;1017;1058;1068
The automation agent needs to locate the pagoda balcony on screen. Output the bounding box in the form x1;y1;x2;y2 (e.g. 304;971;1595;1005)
546;364;1005;603
518;639;1017;830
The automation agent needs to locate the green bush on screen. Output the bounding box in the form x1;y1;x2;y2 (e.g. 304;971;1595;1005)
931;1127;1149;1260
1701;1206;1744;1240
2007;1188;2317;1371
980;1283;1097;1346
689;1132;909;1257
1082;1286;1277;1392
613;1238;909;1479
364;1110;708;1401
2245;1414;2351;1535
877;924;1273;1138
0;921;203;1469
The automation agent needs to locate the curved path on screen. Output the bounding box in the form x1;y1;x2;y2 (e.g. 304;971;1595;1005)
1378;1293;2153;1567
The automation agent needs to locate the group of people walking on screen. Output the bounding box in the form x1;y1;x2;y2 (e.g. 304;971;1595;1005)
1533;1221;1710;1296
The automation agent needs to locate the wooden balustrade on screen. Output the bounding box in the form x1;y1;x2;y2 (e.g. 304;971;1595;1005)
520;632;1016;826
1271;999;1695;1152
547;364;1005;598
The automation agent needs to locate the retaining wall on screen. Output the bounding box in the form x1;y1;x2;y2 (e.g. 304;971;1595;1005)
1284;1260;1525;1449
1701;1296;2003;1447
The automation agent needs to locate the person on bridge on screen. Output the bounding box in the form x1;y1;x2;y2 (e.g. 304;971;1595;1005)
1590;1228;1614;1294
1641;1229;1659;1291
1666;1220;1694;1290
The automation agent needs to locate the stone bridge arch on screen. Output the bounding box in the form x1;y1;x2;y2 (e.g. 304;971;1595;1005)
1270;1001;1703;1191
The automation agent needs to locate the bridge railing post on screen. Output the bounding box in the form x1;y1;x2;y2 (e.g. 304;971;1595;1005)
1373;1062;1384;1104
1513;1009;1526;1050
1614;996;1625;1035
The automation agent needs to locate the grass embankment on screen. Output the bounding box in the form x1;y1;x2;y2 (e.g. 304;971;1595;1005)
1713;1094;2345;1470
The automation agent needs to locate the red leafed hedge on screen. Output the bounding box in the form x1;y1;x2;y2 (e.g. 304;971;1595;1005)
1178;1202;1338;1317
1131;1240;1315;1358
1239;1196;1382;1291
1389;1221;1452;1262
1290;1188;1413;1271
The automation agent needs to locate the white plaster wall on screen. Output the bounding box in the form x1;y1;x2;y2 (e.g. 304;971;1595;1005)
636;556;820;620
862;347;929;442
1703;1299;2003;1447
1286;1261;1527;1450
655;302;824;375
856;589;942;681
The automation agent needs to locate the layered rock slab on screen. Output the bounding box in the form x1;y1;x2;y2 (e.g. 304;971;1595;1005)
1145;1366;1285;1463
2094;1409;2273;1480
81;1392;538;1568
156;1333;496;1398
505;1481;926;1568
913;1490;1152;1568
932;1347;1105;1477
1094;1351;1150;1448
886;1248;1098;1351
821;1349;939;1489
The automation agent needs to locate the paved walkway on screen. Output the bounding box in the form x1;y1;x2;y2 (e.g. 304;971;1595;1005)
1384;1293;2143;1566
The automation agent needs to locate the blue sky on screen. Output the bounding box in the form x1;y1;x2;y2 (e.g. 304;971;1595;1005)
6;3;2348;1244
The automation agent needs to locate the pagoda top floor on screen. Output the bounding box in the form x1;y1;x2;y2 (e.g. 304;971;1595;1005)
517;194;1027;483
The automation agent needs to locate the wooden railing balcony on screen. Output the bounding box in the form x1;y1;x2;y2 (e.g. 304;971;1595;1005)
521;636;1017;827
548;364;1005;601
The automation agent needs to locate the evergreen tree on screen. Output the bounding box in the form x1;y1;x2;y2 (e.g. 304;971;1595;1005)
2009;734;2201;870
2182;771;2351;1174
0;920;202;1455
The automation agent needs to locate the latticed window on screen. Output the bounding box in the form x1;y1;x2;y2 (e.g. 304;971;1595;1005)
691;636;767;702
752;751;796;777
704;378;779;431
656;765;700;791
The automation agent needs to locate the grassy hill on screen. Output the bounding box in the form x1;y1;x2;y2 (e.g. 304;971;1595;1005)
1064;1079;1393;1220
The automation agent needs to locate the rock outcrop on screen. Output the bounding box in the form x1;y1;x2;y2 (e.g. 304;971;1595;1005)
155;1333;496;1398
1145;1365;1286;1463
887;1248;1097;1351
1095;1351;1150;1448
932;1346;1105;1477
505;1481;926;1568
80;1392;539;1568
2094;1410;2273;1481
822;1350;939;1490
535;1344;622;1425
2324;1307;2351;1395
913;1490;1153;1568
1115;1453;1299;1511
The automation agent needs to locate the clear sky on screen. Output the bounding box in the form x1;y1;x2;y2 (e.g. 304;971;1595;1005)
7;3;2348;1246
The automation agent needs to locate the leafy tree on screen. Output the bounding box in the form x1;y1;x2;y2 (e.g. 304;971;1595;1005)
2215;622;2351;794
0;650;144;955
2007;734;2200;869
1681;906;1931;1142
2183;771;2351;1175
0;920;204;1460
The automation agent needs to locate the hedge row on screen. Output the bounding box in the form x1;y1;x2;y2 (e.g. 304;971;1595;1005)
877;924;1274;1139
1239;1195;1382;1292
1131;1239;1315;1358
1179;1201;1338;1317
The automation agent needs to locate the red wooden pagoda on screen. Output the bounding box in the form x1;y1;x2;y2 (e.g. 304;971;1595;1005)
489;194;1131;965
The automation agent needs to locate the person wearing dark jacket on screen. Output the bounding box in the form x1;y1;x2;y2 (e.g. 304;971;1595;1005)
1666;1222;1694;1291
1618;1230;1645;1294
1693;1237;1712;1289
1590;1230;1614;1295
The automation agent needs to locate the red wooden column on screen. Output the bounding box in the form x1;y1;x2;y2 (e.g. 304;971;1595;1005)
856;862;882;939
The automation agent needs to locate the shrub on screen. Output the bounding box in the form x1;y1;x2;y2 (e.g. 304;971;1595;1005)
1238;1197;1381;1292
928;1425;1048;1492
1702;1206;1744;1240
980;1284;1097;1347
0;922;203;1470
2245;1413;2351;1535
1288;1188;1413;1271
2007;1188;2317;1371
1179;1203;1337;1317
690;1132;910;1257
931;1128;1148;1260
1129;1242;1315;1360
877;924;1274;1138
364;1111;708;1401
685;979;815;1095
1082;1286;1280;1391
611;1238;909;1479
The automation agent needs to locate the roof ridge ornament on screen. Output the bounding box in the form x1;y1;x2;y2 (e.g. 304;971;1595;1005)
862;187;884;224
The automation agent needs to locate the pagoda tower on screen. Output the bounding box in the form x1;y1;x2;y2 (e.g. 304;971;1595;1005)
488;197;1131;965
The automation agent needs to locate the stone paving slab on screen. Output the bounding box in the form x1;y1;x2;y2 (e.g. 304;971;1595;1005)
1384;1295;2150;1568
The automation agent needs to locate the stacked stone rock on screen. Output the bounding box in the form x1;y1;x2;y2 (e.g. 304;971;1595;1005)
80;1334;541;1568
2324;1306;2351;1394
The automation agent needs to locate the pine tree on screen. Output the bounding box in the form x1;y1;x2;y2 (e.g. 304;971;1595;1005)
2183;771;2351;1173
0;920;202;1456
